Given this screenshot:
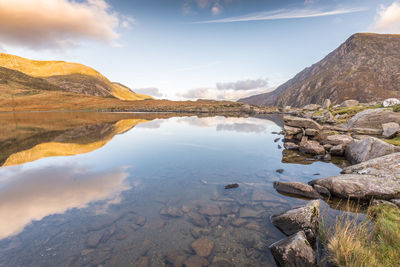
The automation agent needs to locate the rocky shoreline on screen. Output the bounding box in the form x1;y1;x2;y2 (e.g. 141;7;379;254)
267;98;400;266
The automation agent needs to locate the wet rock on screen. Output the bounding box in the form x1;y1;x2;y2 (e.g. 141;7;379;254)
274;138;281;142
325;134;353;146
239;207;263;218
345;137;399;164
87;231;103;248
346;108;400;129
219;203;239;215
160;206;184;217
323;153;332;161
167;250;188;267
271;200;320;243
183;255;209;267
330;144;345;156
283;142;299;150
133;256;150;267
341;99;359;107
187;212;208;227
309;174;400;200
139;240;152;256
208;216;220;227
136;216;147;226
191;227;210;239
284;115;323;130
244;222;260;231
278;144;282;149
231;218;248;227
252;188;282;202
224;183;239;189
269;231;316;267
313;184;331;197
191;237;215;257
273;181;320;199
284;125;302;135
81;249;94;256
322;99;331;109
276;169;284;174
299;140;325;155
181;206;191;213
90;248;112;265
382;122;399;139
199;204;221;216
210;257;235;267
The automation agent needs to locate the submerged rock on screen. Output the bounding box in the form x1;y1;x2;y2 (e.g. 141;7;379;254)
198;204;221;216
191;237;215;257
160;206;184;217
309;174;400;200
345;137;399;164
87;231;103;248
273;181;320;199
269;231;316;267
239;207;263;218
183;255;209;267
271;200;320;243
187;212;208;227
167;250;188;267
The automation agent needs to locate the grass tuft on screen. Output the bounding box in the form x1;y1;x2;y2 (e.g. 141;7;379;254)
325;204;400;267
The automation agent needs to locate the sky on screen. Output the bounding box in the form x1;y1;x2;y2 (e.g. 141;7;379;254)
0;0;399;100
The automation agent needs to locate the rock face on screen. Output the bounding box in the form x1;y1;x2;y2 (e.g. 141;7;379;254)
269;231;316;267
239;33;400;107
345;137;399;164
274;181;320;199
346;108;400;129
309;174;400;200
382;122;399;139
271;200;320;243
284;116;323;130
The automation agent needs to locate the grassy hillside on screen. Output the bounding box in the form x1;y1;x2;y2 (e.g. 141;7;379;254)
0;53;153;100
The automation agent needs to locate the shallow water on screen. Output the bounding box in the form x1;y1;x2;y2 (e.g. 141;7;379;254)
0;112;344;266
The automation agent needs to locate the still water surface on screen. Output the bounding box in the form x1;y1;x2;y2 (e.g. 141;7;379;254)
0;112;343;266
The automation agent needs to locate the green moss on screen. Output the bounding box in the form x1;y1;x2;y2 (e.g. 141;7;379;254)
331;106;368;116
392;104;400;112
383;135;400;146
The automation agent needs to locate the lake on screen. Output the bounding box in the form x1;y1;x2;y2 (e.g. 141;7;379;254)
0;112;344;266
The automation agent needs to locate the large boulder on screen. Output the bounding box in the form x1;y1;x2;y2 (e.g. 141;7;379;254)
299;140;325;155
271;200;320;243
341;99;359;107
345;137;399;164
382;122;399;139
284;115;323;130
273;181;320;199
342;152;400;178
284;125;302;135
346;108;400;129
269;231;316;267
325;134;353;146
309;174;400;200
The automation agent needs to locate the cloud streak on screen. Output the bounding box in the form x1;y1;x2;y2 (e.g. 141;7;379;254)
217;78;268;91
0;0;132;50
193;6;367;24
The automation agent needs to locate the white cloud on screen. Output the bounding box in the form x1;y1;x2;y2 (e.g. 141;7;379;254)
194;6;367;24
212;4;223;15
216;78;268;90
0;0;130;50
371;2;400;33
182;0;230;15
135;87;163;97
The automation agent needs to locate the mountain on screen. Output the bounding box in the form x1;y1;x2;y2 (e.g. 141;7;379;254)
0;53;152;100
239;33;400;107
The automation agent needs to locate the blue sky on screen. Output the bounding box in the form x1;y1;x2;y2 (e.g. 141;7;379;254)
0;0;398;100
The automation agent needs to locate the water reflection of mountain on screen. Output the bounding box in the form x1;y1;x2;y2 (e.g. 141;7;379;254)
0;112;176;167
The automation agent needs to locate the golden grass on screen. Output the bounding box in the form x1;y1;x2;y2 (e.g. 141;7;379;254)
383;136;400;146
0;53;152;100
325;204;400;267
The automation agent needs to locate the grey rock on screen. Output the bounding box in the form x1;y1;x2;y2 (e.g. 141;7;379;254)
330;144;345;156
305;128;319;136
341;99;359;107
273;181;320;199
390;199;400;208
269;231;316;267
382;122;399;139
323;99;331;109
325;134;353;146
303;104;321;111
346;108;400;129
309;174;400;200
371;199;399;208
271;200;320;243
313;184;331;197
351;128;383;135
345;137;398;164
284;115;323;130
299;140;325;155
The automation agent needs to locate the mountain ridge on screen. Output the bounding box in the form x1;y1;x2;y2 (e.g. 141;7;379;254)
239;33;400;107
